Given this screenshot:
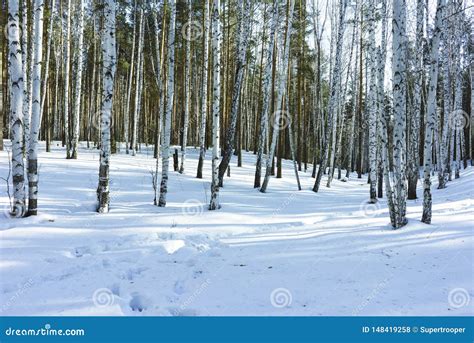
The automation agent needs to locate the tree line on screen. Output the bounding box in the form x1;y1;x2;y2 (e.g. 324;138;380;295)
1;0;473;229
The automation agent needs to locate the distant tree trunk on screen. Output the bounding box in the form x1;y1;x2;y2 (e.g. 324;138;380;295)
260;0;296;193
209;0;222;210
313;0;347;193
254;1;279;188
71;0;84;159
131;9;144;156
407;0;424;200
421;0;445;224
197;0;210;179
218;0;252;187
97;0;117;213
64;0;71;158
22;0;30;154
7;0;27;217
124;1;137;155
158;0;176;207
179;0;192;174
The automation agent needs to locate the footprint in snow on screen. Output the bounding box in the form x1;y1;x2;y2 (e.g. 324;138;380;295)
129;292;152;312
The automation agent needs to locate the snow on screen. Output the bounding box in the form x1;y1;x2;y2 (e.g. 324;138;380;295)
1;141;473;316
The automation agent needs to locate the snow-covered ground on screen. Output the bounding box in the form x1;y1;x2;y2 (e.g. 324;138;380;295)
1;141;473;316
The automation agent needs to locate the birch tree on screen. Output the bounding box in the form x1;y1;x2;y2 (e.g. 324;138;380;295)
97;0;117;213
179;0;192;174
158;0;176;207
313;0;347;193
7;0;27;217
26;0;44;216
64;0;72;159
254;1;279;188
217;0;252;187
407;0;424;199
196;0;210;179
421;0;445;224
261;0;296;193
71;0;85;159
131;9;144;156
367;0;377;202
209;0;221;210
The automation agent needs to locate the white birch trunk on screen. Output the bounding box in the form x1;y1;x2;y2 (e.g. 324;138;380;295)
180;0;192;174
254;1;279;188
26;0;44;216
421;0;445;224
158;0;176;207
391;0;408;228
71;0;84;159
64;0;72;158
131;9;144;156
197;0;210;179
209;0;222;210
260;0;296;193
7;0;27;217
97;0;117;213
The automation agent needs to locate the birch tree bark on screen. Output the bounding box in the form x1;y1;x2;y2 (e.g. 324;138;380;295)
217;0;252;187
196;0;210;179
407;0;424;199
71;0;84;159
158;0;176;207
7;0;27;217
64;0;72;158
366;0;377;202
209;0;222;210
97;0;117;213
312;0;347;193
260;0;296;193
180;0;192;174
390;0;409;228
131;8;144;156
421;0;445;224
26;0;44;216
124;1;137;155
21;0;30;152
254;1;279;188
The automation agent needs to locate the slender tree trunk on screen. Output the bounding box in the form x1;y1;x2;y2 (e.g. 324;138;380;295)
7;0;27;217
71;0;84;159
421;0;445;224
209;0;222;210
97;0;117;213
254;1;279;188
197;0;210;179
158;0;176;207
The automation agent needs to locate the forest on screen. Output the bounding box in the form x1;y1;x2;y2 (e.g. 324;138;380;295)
0;0;473;316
